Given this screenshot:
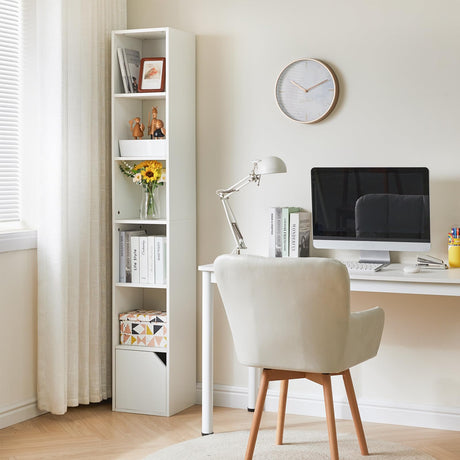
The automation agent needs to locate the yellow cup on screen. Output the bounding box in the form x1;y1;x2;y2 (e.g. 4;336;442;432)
448;244;460;268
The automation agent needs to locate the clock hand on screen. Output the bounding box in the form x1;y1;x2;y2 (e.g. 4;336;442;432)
290;80;308;92
305;79;328;92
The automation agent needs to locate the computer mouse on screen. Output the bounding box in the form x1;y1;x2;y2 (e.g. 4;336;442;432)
403;265;420;274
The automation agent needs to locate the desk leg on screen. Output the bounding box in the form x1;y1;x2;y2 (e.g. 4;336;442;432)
248;367;260;411
202;271;214;435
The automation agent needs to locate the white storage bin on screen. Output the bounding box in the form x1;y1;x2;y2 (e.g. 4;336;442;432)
119;139;167;157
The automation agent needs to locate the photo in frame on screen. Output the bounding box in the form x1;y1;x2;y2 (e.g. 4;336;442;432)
139;57;166;92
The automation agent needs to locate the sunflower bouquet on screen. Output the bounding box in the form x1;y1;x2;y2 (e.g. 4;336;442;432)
119;160;166;218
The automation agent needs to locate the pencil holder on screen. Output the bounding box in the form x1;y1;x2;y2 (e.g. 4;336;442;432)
448;237;460;268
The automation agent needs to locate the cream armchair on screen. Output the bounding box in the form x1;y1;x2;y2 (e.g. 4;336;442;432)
215;254;385;460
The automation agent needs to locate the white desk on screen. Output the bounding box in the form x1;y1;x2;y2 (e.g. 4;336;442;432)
198;262;460;435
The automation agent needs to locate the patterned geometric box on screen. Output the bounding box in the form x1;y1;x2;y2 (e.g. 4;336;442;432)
119;309;168;348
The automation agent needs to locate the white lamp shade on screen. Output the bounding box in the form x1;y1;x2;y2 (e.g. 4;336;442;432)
255;156;287;175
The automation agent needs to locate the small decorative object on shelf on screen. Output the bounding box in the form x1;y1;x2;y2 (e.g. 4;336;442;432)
139;57;166;92
147;106;166;139
119;309;168;348
119;160;166;219
153;119;166;139
129;117;145;139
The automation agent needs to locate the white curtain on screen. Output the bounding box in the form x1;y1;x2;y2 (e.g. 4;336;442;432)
36;0;126;414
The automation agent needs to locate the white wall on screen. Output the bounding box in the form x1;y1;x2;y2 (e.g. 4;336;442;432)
0;249;40;428
128;0;460;428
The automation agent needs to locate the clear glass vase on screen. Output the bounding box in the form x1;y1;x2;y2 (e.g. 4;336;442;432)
140;187;159;219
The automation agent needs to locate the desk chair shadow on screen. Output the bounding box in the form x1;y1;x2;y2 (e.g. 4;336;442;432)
215;255;385;460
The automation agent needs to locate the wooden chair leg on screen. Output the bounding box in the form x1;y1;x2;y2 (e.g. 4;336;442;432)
322;374;339;460
245;369;269;460
276;379;289;445
342;369;369;455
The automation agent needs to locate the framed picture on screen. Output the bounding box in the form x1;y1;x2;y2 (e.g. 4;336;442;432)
138;57;166;92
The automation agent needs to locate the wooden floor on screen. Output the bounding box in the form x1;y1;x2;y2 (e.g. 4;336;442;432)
1;401;459;459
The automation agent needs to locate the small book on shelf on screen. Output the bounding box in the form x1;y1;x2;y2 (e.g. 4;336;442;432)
123;48;141;93
154;236;167;285
139;236;149;284
147;236;156;284
281;207;301;257
117;48;130;93
268;207;283;257
130;236;141;284
119;229;146;282
289;211;310;258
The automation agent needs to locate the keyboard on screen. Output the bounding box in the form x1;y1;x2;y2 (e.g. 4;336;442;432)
342;261;385;273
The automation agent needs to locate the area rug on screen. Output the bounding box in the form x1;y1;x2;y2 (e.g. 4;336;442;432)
145;430;435;459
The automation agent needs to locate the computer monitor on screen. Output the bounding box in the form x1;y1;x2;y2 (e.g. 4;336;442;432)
311;167;430;263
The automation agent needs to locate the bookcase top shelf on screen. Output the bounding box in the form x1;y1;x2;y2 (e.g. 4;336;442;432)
112;28;167;40
114;92;166;100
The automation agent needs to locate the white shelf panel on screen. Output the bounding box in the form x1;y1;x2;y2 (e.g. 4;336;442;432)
115;282;167;289
113;28;167;40
114;156;167;162
115;344;168;353
115;219;167;225
114;92;166;100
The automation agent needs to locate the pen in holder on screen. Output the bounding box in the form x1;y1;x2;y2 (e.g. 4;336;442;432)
448;226;460;268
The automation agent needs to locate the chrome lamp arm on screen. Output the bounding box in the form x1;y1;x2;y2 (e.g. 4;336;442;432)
216;163;261;254
216;156;287;254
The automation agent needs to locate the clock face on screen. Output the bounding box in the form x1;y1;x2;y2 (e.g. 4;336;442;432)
275;58;339;124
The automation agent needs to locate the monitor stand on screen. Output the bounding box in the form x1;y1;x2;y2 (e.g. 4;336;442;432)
359;250;390;265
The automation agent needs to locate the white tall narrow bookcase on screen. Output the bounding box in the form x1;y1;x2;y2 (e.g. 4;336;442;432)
111;28;196;416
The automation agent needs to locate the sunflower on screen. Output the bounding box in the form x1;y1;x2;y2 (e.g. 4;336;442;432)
120;159;165;188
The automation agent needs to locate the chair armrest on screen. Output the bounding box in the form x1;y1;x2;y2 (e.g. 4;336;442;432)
343;307;385;369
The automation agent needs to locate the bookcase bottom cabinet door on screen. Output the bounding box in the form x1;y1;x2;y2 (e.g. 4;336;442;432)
115;348;167;415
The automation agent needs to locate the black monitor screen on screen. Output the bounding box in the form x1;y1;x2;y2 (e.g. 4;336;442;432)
311;167;430;243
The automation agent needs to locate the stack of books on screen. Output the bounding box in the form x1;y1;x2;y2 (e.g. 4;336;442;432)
119;230;167;285
269;207;310;258
117;48;141;93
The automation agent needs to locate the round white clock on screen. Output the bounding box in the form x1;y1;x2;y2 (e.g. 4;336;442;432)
275;58;339;124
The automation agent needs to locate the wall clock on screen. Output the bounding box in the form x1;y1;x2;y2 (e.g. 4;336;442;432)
275;58;339;124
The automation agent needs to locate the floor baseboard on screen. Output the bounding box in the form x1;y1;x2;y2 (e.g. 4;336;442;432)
195;383;460;432
0;399;45;429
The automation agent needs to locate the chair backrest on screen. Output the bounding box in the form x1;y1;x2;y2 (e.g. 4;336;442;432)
214;255;351;373
355;193;429;239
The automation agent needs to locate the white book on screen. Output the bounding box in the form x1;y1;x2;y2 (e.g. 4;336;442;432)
119;230;127;282
289;211;311;257
281;207;301;257
139;236;148;284
123;48;141;93
130;236;140;284
154;236;167;285
268;207;283;257
120;230;145;283
117;48;130;93
147;235;156;285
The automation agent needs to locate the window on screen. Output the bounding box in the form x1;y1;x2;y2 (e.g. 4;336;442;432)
0;0;36;252
0;0;20;223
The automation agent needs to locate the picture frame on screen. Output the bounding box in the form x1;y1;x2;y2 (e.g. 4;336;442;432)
138;57;166;92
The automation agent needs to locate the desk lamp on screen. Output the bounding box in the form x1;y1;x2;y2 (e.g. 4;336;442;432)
216;156;287;254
